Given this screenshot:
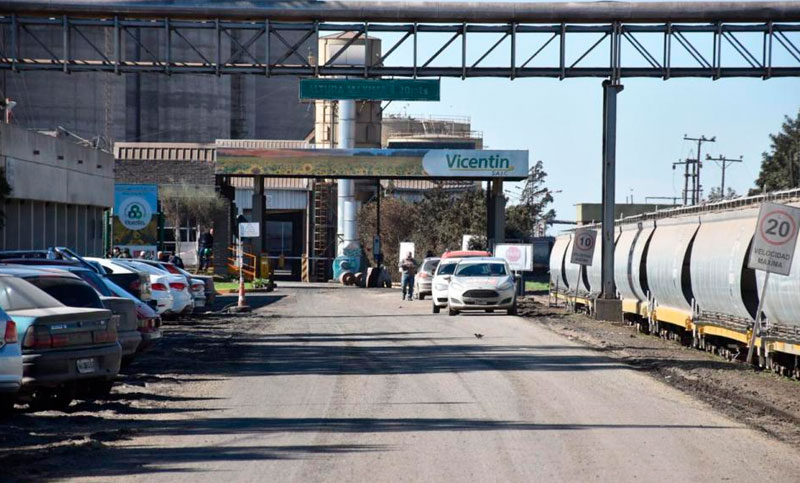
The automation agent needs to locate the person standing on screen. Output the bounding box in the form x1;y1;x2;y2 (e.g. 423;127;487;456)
197;228;214;271
400;252;417;301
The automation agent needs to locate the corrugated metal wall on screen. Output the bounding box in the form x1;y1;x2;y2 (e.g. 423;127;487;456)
235;189;308;211
0;199;105;256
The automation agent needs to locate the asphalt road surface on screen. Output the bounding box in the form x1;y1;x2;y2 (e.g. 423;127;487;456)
94;285;800;482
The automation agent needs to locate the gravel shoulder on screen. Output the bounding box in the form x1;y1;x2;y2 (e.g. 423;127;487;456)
519;296;800;446
0;295;280;482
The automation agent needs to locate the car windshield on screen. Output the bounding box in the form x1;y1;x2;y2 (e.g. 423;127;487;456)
436;262;458;276
422;260;440;274
26;276;104;309
72;270;114;297
0;276;63;310
455;263;507;277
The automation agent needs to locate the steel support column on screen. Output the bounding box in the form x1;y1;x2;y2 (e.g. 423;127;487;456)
600;79;622;300
252;174;265;278
486;179;505;249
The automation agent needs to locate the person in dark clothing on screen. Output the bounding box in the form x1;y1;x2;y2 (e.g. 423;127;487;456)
198;228;214;271
400;252;417;301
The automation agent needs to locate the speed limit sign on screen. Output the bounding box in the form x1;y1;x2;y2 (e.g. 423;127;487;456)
748;202;800;276
570;228;597;266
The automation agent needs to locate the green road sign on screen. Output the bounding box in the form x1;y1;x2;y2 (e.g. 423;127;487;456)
299;79;440;101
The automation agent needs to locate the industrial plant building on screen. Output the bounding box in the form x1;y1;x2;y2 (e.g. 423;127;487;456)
0;123;113;255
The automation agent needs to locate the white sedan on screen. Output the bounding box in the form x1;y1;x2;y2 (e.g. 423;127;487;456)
116;261;193;316
431;258;461;314
446;257;517;316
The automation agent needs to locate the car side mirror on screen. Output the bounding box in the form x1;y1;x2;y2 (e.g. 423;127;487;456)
442;275;451;282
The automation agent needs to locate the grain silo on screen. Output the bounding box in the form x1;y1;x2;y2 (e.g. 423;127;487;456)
0;2;315;143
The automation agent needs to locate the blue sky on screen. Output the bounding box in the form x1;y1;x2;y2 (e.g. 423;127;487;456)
374;0;800;224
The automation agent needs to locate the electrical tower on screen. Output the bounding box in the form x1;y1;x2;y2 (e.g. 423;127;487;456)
706;154;743;195
683;134;716;204
673;158;699;205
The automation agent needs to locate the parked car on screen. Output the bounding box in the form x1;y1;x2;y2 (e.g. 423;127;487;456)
431;258;462;314
103;278;162;352
0;306;22;415
140;260;216;305
0;274;121;410
0;259;162;352
414;257;441;301
446;257;517;316
0;266;141;363
134;260;208;311
115;260;193;316
90;258;174;315
85;257;153;304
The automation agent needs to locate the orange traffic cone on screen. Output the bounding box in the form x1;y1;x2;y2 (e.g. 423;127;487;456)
234;276;251;312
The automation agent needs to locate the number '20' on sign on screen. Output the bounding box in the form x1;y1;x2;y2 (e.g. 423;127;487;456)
748;202;800;276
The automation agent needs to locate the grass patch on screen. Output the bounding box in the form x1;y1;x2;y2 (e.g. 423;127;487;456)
215;282;254;291
525;281;550;292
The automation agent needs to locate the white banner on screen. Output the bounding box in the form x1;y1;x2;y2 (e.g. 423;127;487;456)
494;244;533;271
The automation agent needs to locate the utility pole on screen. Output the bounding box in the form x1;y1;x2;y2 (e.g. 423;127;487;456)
706;154;743;195
672;158;698;205
684;134;716;203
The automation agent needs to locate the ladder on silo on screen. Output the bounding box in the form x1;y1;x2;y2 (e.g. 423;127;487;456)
312;181;335;282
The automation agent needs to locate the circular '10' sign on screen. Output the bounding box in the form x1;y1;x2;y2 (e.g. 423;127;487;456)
576;232;595;250
759;209;798;246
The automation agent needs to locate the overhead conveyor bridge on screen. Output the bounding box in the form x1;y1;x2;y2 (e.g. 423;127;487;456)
0;1;797;78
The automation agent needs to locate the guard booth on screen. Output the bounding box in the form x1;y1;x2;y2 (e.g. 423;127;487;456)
215;147;530;281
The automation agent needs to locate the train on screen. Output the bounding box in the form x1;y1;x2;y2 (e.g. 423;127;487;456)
549;189;800;378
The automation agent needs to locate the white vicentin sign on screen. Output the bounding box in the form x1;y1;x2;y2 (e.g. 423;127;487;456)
570;228;597;266
748;202;800;276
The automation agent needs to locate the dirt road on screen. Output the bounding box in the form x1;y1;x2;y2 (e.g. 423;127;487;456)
3;285;800;482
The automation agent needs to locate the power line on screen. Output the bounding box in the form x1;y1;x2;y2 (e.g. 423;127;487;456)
706;154;743;195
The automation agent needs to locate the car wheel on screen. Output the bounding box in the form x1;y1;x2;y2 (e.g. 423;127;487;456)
485;309;494;313
448;307;459;316
0;394;15;417
419;294;426;301
433;304;440;314
29;387;74;412
507;304;518;316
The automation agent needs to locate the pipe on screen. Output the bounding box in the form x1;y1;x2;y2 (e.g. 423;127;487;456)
342;200;358;251
337;98;356;256
1;1;800;23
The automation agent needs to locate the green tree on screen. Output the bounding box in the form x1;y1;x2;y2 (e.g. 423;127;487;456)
357;185;487;280
707;186;739;202
159;184;227;253
505;160;555;240
752;110;800;194
0;167;11;229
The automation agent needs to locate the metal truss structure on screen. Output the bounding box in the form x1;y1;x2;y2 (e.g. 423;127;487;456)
0;13;798;80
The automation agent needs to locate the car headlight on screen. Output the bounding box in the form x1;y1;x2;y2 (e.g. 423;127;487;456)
497;280;514;291
435;283;449;291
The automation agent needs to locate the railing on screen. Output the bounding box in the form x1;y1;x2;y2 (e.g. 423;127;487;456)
227;245;256;281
